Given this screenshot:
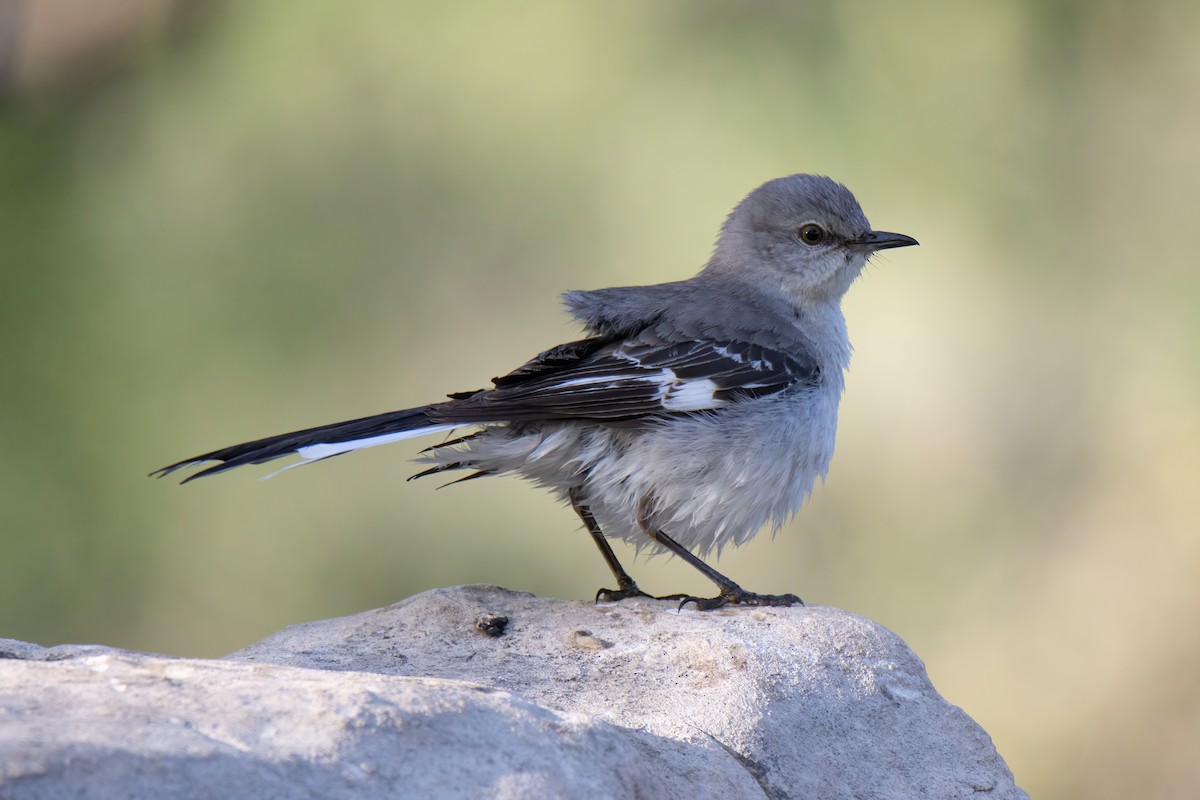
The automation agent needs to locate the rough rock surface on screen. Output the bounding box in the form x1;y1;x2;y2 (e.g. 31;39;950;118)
0;585;1027;799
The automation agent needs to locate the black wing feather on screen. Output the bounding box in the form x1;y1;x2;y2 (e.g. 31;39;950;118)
431;329;819;425
491;336;616;387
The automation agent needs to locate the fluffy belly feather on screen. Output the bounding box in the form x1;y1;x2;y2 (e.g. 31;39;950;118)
418;387;840;558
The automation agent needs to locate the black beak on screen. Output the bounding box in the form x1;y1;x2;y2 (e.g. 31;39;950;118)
850;230;919;251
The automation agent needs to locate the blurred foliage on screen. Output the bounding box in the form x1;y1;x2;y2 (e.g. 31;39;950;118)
2;1;1199;797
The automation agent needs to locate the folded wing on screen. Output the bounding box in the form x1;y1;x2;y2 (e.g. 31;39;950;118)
436;328;820;424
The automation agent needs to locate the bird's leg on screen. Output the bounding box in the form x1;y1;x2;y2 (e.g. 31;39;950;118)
569;487;653;602
635;497;803;611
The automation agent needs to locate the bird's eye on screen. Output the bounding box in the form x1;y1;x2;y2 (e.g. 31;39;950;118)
798;224;826;245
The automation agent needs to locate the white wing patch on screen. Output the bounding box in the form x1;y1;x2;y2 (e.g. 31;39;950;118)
661;375;723;411
556;364;726;411
595;355;727;412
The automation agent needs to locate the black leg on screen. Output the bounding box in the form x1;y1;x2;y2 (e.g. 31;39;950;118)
569;487;652;602
635;497;803;611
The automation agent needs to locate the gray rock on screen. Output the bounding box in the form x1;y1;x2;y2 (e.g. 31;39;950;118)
0;585;1027;799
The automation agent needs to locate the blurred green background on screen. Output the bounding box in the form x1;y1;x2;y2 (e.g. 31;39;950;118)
2;1;1198;796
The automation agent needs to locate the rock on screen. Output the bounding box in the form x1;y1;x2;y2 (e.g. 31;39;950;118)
0;585;1027;799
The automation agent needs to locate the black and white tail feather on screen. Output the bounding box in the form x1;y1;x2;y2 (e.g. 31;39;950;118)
152;325;819;484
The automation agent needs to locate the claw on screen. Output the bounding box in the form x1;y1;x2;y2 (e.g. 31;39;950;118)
595;585;654;603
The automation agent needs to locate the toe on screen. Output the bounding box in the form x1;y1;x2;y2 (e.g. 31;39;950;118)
595;586;652;603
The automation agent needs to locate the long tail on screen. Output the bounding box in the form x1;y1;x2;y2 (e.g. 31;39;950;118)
151;404;461;483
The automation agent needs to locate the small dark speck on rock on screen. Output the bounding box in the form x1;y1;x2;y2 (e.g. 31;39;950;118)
475;614;509;638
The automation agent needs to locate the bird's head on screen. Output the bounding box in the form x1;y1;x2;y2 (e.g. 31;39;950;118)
709;174;917;303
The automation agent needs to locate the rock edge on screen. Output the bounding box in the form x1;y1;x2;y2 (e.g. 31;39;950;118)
0;585;1027;800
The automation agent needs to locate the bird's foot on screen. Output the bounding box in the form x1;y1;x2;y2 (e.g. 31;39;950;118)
595;583;654;603
677;587;804;611
595;584;694;603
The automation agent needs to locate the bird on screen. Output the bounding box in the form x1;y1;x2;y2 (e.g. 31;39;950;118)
153;174;918;610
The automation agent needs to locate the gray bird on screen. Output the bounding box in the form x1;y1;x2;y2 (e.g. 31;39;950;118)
154;174;918;610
